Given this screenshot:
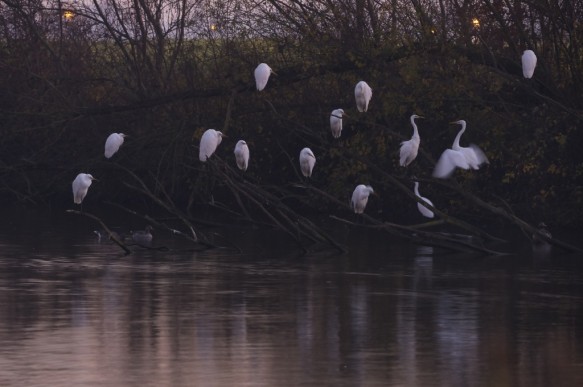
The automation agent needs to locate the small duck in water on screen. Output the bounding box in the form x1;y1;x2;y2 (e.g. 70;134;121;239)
532;222;552;245
131;225;154;245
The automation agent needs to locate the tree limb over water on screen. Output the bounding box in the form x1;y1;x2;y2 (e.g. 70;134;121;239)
66;209;131;255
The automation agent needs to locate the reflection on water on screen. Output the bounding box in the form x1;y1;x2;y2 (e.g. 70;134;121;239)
1;209;583;386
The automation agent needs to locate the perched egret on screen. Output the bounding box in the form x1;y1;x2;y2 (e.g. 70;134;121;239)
199;129;225;161
433;120;489;179
234;140;250;171
299;148;316;178
354;81;372;112
414;182;434;218
254;63;275;91
351;184;374;214
72;173;97;204
132;225;153;245
399;114;424;167
522;50;537;79
532;222;552;245
330;109;348;138
104;133;127;159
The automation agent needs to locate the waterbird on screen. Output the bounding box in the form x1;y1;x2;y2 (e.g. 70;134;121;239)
330;109;348;138
413;181;434;218
254;63;276;91
354;81;372;112
522;50;537;79
351;184;374;214
199;129;226;162
104;133;127;158
433;120;489;179
131;225;153;245
234;140;250;171
72;173;97;204
399;114;424;167
299;147;316;178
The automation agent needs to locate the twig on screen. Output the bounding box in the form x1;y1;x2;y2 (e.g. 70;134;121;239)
330;215;505;255
431;178;583;254
116;165;219;248
365;160;506;242
210;157;346;253
66;209;131;255
295;183;504;254
104;201;220;251
222;89;237;133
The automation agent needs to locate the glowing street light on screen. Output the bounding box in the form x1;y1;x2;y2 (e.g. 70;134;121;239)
63;10;75;20
472;18;480;29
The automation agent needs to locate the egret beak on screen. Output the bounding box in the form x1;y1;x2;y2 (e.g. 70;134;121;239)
271;70;278;76
92;178;99;182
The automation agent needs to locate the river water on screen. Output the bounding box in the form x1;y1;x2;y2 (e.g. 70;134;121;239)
1;207;582;386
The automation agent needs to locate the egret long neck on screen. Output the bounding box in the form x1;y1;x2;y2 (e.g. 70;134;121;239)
452;122;466;148
411;117;419;138
414;182;420;197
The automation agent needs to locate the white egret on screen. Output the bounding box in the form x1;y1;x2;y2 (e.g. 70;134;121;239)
72;173;97;204
234;140;250;171
330;109;348;138
104;133;127;159
354;81;372;112
522;50;537;79
399;114;424;167
299;147;316;177
351;184;374;214
132;225;153;245
254;63;275;91
414;182;434;218
433;120;489;178
199;129;225;161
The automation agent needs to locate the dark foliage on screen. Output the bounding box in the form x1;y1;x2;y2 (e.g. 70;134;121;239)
0;0;582;235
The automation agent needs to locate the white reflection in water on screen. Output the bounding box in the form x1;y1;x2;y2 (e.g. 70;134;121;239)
395;289;419;386
435;291;479;385
350;281;369;345
414;246;434;290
